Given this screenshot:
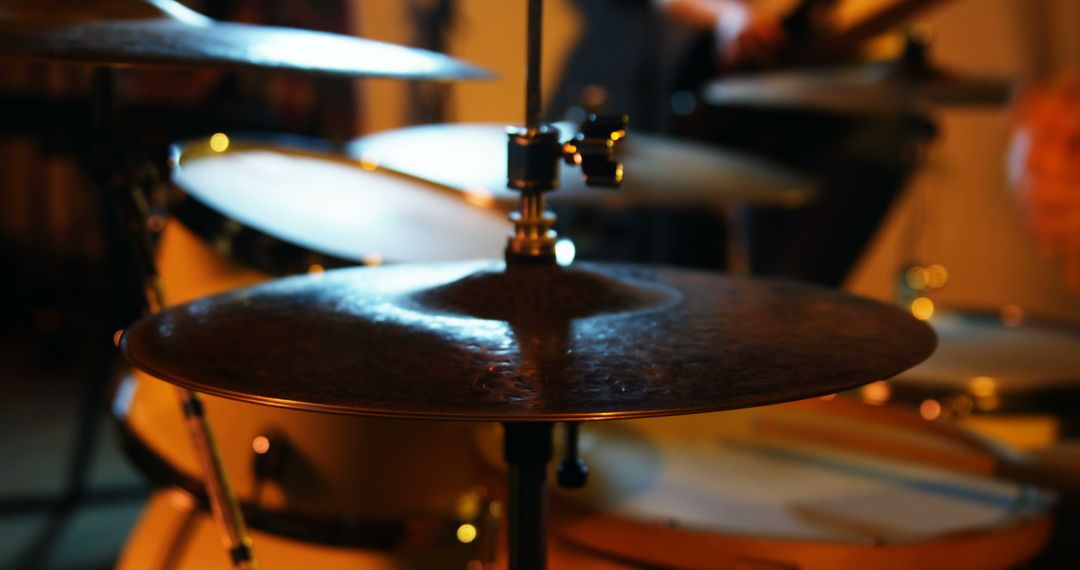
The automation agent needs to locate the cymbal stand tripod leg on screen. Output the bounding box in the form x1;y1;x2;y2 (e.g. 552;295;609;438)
91;67;259;570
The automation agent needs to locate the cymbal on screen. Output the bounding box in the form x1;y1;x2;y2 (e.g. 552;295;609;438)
0;0;491;80
122;261;935;422
705;36;1013;115
349;123;814;209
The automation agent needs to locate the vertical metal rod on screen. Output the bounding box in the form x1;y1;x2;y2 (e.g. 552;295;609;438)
525;0;544;131
503;423;553;570
120;181;260;570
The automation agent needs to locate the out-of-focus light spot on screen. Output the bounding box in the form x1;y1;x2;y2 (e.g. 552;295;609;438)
555;239;576;267
307;264;325;274
861;381;892;405
610;129;626;142
464;187;496;209
969;376;997;398
976;395;1001;412
456;490;482;520
911;297;935;320
951;395;975;416
113;329;124;347
572;152;583;165
671;90;697;116
359;153;379;171
819;394;836;401
169;489;196;510
905;266;930;290
1000;304;1024;327
363;253;384;266
456;523;478;544
209;132;230;153
926;264;948;288
147;215;166;233
488;500;502;518
920;399;942;420
252;436;271;455
614;163;624;183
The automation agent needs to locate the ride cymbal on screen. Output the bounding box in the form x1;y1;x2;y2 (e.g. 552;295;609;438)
122;261;935;422
0;0;492;80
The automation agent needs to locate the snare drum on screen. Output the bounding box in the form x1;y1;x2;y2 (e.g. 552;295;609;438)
115;136;508;556
882;309;1080;450
473;398;1053;570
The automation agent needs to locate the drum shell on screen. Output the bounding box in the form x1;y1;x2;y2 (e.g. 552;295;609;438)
118;219;486;522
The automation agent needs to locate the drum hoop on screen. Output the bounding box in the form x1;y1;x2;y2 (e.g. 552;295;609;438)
167;134;507;276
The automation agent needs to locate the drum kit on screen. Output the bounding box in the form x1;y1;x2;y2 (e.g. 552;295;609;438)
2;0;1074;569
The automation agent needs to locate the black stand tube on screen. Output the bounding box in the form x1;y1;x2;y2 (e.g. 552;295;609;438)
503;422;554;570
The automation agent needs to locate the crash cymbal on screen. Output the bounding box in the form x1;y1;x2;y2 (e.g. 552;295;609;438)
705;35;1013;115
349;123;813;210
122;261;935;422
0;0;491;80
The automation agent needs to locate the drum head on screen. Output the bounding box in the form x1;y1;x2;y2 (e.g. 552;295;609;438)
896;311;1080;393
171;136;507;270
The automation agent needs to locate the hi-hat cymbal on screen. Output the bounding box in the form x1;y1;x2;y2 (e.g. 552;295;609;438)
122;261;935;422
705;37;1013;115
0;0;491;80
349;123;814;209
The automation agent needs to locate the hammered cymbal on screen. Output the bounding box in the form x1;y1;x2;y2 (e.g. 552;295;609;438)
0;0;491;80
122;261;935;422
349;123;813;209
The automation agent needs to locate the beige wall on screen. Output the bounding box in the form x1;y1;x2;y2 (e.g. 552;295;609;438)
845;0;1080;321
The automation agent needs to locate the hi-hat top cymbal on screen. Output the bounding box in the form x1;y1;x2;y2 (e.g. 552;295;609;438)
0;0;492;80
122;261;935;422
349;123;814;210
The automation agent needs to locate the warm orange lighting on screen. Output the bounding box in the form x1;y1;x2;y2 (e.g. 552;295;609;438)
113;329;124;347
1000;304;1024;327
819;394;836;401
951;395;975;416
905;266;930;290
209;132;230;153
464;187;496;209
861;381;892;405
976;395;1001;412
363;253;384;266
969;376;997;398
911;297;935;320
919;399;942;420
359;153;379;171
252;436;271;455
307;264;325;274
489;500;502;518
610;129;626;141
926;264;948;288
456;523;478;544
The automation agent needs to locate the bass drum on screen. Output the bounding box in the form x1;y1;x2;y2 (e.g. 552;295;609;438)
473;398;1053;570
115;135;509;564
881;309;1080;450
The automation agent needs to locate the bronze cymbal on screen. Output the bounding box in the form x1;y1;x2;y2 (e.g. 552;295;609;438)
349;123;814;210
706;36;1013;115
122;261;935;422
0;0;492;80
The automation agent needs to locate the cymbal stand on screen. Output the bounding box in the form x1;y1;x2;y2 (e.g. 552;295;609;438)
499;1;627;567
89;68;260;570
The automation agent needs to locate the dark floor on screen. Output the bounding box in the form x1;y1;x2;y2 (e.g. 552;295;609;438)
0;337;149;570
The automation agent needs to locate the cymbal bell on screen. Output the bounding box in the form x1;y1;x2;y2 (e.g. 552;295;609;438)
122;261;936;422
349;123;815;210
0;0;492;80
